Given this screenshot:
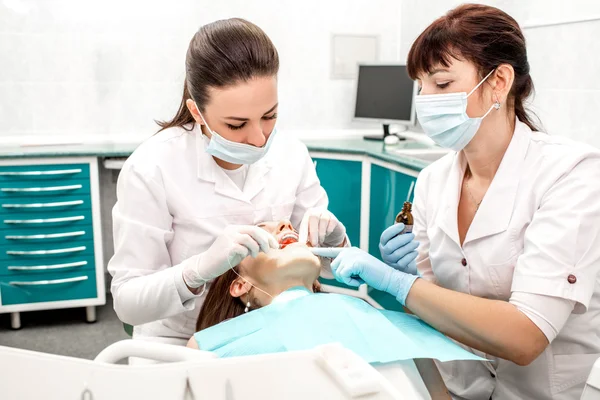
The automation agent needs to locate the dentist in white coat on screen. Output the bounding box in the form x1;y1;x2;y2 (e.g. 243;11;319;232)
108;18;347;353
332;5;600;400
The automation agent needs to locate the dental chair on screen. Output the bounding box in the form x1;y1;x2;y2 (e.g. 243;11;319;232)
1;285;434;399
0;340;430;399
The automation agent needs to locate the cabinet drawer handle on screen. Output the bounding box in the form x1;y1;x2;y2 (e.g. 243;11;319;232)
6;246;86;256
4;216;85;224
1;184;82;193
0;169;82;176
2;200;84;208
9;276;88;286
5;231;86;240
8;261;88;271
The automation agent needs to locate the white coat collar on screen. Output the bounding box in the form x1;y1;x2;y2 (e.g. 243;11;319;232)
195;125;273;202
436;118;531;247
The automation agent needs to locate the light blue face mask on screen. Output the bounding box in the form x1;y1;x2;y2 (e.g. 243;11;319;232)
198;108;277;165
415;69;500;151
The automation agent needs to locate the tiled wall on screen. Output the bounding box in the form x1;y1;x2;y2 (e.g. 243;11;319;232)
400;0;600;148
1;0;403;139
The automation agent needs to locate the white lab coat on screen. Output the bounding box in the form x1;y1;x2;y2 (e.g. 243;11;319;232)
108;125;328;346
413;119;600;400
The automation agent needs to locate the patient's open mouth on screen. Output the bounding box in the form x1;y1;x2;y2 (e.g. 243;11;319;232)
279;232;299;249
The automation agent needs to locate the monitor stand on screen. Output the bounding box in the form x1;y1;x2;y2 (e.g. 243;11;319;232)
363;124;408;141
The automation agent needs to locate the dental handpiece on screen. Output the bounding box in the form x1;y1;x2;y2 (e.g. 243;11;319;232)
309;247;344;258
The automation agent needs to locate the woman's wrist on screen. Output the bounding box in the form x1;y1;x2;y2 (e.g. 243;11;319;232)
336;236;349;247
185;277;207;295
388;269;419;306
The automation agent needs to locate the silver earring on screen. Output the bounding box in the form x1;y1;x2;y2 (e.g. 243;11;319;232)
493;93;501;110
244;296;251;313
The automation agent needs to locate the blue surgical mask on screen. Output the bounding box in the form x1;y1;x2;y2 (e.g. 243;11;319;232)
198;109;277;165
415;70;499;151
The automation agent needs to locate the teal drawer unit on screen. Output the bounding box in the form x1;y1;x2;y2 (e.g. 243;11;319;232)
0;158;105;329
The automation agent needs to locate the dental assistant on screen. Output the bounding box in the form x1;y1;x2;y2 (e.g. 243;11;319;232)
108;18;347;350
332;4;600;400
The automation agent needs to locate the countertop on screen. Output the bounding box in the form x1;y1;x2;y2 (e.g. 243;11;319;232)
0;136;438;171
303;138;434;170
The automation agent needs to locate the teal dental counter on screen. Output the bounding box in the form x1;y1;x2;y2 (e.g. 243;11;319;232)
0;138;437;325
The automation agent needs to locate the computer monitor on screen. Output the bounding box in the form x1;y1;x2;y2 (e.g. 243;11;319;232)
354;64;418;141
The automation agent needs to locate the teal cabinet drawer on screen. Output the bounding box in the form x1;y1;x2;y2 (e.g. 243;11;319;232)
0;239;93;260
0;224;93;247
0;178;90;198
0;269;97;305
0;194;91;215
369;165;417;259
0;164;90;181
0;253;95;276
0;209;92;230
312;158;362;247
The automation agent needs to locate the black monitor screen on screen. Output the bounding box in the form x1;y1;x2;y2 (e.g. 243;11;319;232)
354;65;414;122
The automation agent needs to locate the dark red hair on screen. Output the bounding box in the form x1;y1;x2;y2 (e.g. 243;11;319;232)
407;3;539;131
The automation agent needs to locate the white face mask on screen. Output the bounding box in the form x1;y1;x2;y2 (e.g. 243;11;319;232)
415;69;499;151
198;106;277;165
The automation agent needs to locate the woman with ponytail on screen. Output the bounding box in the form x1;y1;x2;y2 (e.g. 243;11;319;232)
108;18;348;360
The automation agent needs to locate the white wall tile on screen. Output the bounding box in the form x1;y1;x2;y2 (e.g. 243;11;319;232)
400;0;600;147
528;89;600;146
0;83;34;133
1;33;32;82
30;83;72;133
64;84;90;135
526;21;600;91
2;0;405;137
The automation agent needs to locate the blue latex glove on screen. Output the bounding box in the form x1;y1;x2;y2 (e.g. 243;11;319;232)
379;223;420;275
331;247;419;306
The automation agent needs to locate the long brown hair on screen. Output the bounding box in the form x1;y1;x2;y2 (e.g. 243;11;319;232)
157;18;280;132
196;269;245;331
407;4;540;131
196;270;322;332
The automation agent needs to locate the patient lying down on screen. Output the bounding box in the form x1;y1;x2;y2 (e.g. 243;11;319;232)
186;220;481;365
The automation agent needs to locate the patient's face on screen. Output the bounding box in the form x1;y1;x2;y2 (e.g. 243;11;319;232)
237;220;321;286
